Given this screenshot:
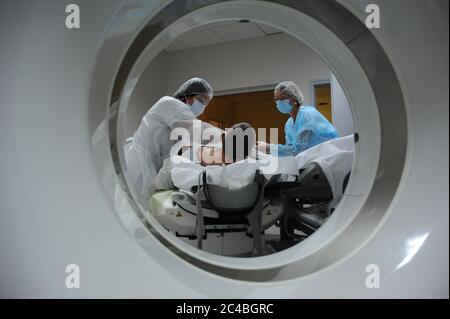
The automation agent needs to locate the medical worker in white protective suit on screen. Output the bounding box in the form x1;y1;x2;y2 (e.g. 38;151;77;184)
125;78;215;207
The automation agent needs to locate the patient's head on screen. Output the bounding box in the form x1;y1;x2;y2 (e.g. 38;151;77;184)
197;123;256;166
223;122;256;163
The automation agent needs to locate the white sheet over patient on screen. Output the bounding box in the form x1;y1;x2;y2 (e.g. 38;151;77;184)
155;152;298;192
155;156;258;191
155;135;355;196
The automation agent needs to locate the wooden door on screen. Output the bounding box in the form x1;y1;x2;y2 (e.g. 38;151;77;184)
314;83;332;122
199;90;287;144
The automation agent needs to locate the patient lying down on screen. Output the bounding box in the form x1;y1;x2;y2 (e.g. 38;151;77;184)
155;123;354;197
155;123;264;191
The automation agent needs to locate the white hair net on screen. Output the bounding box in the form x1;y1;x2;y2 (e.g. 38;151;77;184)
275;81;304;105
173;78;213;99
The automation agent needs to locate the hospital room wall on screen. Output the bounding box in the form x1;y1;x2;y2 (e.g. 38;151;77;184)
125;52;167;137
164;33;329;105
331;74;355;136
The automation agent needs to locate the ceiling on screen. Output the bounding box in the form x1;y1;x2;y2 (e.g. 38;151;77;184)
164;21;282;52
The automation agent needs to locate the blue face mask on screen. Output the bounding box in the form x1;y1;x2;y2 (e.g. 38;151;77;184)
189;99;207;117
276;100;292;114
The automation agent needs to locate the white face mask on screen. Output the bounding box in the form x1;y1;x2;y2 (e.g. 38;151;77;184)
190;99;207;117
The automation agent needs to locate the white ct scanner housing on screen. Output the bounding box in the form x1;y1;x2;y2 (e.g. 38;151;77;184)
0;0;448;298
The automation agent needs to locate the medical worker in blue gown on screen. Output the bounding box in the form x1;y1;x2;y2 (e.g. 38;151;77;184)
257;81;339;157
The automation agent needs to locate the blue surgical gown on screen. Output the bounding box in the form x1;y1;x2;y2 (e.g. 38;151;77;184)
271;106;339;157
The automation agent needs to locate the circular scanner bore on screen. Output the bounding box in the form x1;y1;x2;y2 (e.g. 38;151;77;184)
89;0;407;282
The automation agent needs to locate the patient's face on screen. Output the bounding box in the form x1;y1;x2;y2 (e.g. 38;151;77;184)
198;146;224;166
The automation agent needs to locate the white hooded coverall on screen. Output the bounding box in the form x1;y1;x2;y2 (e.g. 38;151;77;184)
125;96;197;207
